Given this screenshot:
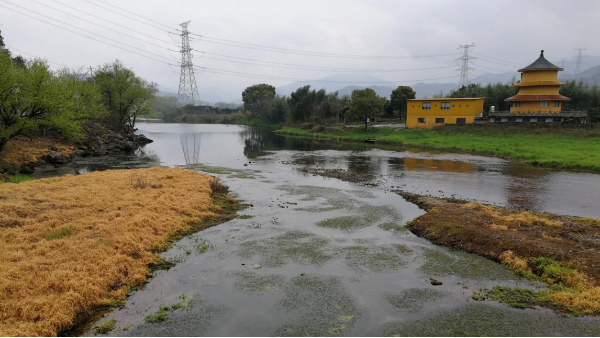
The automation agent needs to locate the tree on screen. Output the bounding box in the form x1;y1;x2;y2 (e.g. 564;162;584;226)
94;60;157;131
347;88;386;123
390;86;416;119
242;84;276;119
0;55;92;152
0;29;4;51
289;85;313;122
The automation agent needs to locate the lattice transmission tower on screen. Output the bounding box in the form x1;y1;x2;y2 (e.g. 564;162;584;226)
456;43;476;89
574;48;586;74
177;21;200;106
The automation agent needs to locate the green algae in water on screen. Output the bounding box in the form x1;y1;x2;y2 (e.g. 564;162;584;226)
342;245;410;273
379;222;408;233
236;231;334;267
232;271;286;294
382;304;600;337
316;205;401;232
418;248;518;281
317;216;364;230
348;190;376;199
385;288;448;312
275;275;358;337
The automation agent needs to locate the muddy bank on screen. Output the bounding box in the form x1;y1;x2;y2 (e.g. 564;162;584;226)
0;168;245;336
397;191;600;315
0;124;153;175
299;167;375;185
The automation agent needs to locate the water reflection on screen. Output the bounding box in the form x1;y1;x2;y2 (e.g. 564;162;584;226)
180;133;202;165
402;157;477;173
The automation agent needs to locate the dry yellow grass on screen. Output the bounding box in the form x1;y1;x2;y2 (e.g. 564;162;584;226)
499;250;529;270
460;202;563;228
0;167;219;336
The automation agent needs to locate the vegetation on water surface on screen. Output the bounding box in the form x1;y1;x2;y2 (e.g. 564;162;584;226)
0;167;244;336
403;192;600;315
92;318;117;335
277;124;600;171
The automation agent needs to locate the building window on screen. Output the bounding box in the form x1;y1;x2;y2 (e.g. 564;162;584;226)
435;118;445;123
456;118;466;124
513;102;522;107
422;102;431;110
441;102;451;110
540;101;549;107
554;101;560;107
418;118;426;123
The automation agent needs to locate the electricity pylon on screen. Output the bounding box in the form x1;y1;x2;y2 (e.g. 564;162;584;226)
574;48;586;74
177;21;200;106
456;43;476;89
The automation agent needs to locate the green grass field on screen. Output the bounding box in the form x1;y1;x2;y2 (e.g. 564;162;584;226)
276;125;600;171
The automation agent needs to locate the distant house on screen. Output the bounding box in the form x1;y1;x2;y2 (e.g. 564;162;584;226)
489;50;587;123
406;97;484;129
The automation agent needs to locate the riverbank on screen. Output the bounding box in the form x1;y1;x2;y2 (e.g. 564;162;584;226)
399;191;600;316
0;124;153;176
0;167;244;336
276;124;600;172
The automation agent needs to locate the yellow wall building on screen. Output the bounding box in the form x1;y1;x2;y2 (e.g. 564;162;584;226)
406;97;484;129
505;50;570;113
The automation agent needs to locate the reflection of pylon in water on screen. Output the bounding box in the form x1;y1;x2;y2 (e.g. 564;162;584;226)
180;133;201;165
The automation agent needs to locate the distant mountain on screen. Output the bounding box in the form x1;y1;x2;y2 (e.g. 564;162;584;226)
337;85;395;98
550;55;600;75
560;65;600;85
472;72;519;85
276;73;397;97
411;82;457;98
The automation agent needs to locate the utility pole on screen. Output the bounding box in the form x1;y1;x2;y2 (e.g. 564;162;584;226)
177;21;200;107
574;48;586;74
456;43;476;89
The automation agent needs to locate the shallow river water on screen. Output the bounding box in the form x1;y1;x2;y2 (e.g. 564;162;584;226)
54;123;600;336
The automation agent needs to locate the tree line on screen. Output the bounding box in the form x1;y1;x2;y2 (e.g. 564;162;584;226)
0;31;157;153
241;84;417;124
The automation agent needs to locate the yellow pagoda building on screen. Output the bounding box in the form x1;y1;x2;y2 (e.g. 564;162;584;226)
489;50;587;123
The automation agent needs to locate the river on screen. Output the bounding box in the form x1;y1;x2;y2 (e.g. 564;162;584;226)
55;123;600;336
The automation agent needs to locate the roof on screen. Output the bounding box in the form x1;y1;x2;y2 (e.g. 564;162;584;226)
408;97;484;101
518;50;563;72
505;94;571;102
515;80;564;87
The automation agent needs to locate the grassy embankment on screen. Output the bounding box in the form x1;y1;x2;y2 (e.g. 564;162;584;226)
0;167;244;336
401;192;600;316
277;125;600;171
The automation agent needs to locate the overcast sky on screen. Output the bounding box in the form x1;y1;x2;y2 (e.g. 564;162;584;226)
1;0;599;102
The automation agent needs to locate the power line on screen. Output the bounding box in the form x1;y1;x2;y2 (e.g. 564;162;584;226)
0;1;176;65
93;0;175;30
75;0;457;61
193;50;457;73
28;0;179;52
48;0;179;47
472;52;520;66
81;0;176;34
4;43;78;68
192;65;458;84
188;33;457;60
